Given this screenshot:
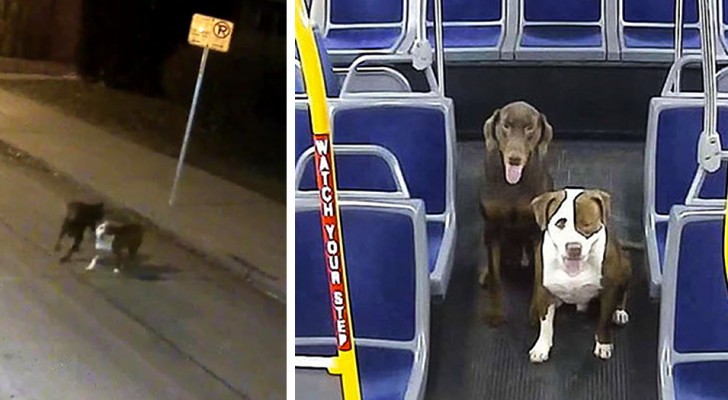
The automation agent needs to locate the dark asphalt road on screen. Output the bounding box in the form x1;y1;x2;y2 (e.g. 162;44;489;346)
0;146;285;399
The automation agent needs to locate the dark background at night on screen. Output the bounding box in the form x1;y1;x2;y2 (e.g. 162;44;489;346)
0;0;286;185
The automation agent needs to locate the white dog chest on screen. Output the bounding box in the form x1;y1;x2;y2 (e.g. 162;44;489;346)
543;268;602;305
94;222;115;252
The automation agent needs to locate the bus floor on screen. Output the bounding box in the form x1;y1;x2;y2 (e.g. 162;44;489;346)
425;140;658;400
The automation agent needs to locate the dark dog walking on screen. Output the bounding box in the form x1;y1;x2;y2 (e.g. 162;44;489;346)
54;201;105;262
87;221;144;274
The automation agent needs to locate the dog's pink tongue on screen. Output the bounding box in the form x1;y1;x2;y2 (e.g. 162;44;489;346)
564;259;582;276
505;164;523;185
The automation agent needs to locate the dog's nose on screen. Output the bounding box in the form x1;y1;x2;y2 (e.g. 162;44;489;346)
566;242;582;258
507;156;522;165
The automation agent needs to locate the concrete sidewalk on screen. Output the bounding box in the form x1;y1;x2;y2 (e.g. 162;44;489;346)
0;88;286;302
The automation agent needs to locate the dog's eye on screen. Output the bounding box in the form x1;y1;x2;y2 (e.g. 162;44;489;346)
555;218;567;229
502;123;510;130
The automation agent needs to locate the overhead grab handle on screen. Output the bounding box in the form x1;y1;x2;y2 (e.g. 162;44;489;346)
410;0;433;71
697;0;722;173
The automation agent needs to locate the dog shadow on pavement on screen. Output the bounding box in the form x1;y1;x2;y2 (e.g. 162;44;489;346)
83;254;182;281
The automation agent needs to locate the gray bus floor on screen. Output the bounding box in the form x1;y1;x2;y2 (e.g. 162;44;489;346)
425;140;658;400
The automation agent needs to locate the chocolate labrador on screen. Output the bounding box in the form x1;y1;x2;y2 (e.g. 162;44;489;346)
478;101;554;326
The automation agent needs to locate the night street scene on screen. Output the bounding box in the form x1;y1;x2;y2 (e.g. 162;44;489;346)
0;1;285;399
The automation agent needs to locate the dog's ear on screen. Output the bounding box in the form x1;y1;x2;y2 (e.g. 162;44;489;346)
483;108;500;152
585;189;612;224
530;190;562;230
537;113;553;158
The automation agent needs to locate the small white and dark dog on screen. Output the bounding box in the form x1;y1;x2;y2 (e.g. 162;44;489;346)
87;220;144;274
528;187;631;363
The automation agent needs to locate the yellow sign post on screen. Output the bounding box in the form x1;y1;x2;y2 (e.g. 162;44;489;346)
295;0;363;398
169;13;235;206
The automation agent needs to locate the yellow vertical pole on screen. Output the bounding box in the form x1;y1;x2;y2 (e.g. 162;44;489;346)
294;1;362;399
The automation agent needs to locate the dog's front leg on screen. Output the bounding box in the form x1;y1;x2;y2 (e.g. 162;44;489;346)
529;238;544;326
529;302;555;363
483;241;504;326
54;221;68;252
594;285;622;360
612;289;629;326
61;232;84;263
86;255;99;271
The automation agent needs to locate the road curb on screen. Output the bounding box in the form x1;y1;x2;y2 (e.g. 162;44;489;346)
0;139;286;305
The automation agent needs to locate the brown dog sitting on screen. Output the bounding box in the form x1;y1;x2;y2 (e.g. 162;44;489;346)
478;101;554;327
86;220;144;274
54;201;105;262
528;188;631;362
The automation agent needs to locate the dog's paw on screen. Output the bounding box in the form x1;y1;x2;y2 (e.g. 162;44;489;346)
612;309;629;326
113;268;120;274
477;268;489;288
529;340;552;363
85;264;95;271
576;303;589;313
59;256;70;263
593;341;613;360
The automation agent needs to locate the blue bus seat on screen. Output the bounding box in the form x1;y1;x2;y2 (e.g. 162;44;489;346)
620;0;702;62
514;0;606;60
295;197;430;400
644;97;728;297
424;0;504;61
295;96;457;297
659;206;728;400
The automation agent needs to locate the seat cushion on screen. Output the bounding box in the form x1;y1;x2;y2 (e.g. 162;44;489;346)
674;361;728;399
674;220;728;353
521;26;602;47
324;28;402;51
427;221;444;274
296;207;417;341
427;25;501;48
296;344;415;400
624;27;701;49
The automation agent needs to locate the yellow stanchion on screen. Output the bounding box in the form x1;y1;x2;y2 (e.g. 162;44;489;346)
294;1;362;399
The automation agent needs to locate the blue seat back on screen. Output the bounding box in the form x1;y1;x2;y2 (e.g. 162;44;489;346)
330;0;404;24
623;0;698;24
296;30;339;98
331;103;449;215
426;0;502;22
653;104;728;215
295;201;420;342
295;63;305;95
673;215;728;353
298;152;399;193
524;0;601;22
295;102;313;162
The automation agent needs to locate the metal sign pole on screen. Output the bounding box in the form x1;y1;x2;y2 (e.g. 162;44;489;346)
169;46;210;206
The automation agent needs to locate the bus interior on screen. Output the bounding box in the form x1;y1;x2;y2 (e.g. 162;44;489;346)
295;0;728;399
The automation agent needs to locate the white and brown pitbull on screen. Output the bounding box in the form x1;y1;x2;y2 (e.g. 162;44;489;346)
528;188;631;363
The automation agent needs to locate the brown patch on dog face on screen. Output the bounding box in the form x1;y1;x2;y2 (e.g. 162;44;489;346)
574;190;611;237
483;101;553;168
530;190;566;230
